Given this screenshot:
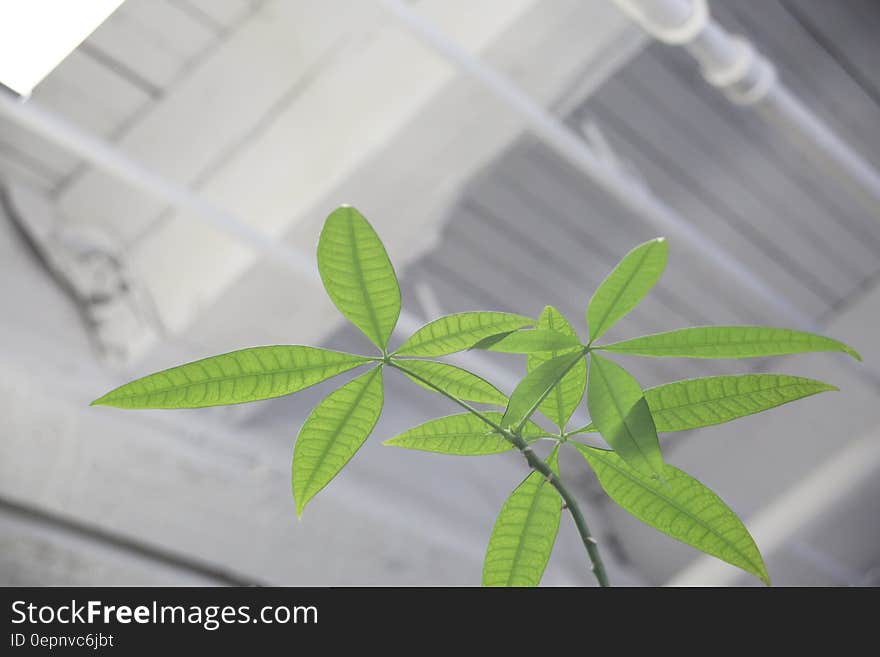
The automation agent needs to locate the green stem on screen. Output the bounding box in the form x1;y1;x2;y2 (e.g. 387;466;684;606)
387;358;610;587
564;424;596;439
388;360;502;430
514;348;586;433
503;430;609;587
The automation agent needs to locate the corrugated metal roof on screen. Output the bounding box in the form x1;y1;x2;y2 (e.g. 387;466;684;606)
397;0;880;394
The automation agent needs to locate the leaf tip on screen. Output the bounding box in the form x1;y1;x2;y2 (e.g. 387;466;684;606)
845;345;862;362
328;203;357;217
292;477;304;518
751;549;771;586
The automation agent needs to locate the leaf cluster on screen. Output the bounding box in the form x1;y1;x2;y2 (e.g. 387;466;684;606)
93;206;860;586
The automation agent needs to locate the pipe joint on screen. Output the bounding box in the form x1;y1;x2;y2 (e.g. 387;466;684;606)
700;35;753;87
699;35;777;105
726;57;777;105
615;0;708;44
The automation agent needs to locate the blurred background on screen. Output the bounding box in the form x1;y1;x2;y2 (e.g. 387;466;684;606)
1;0;879;586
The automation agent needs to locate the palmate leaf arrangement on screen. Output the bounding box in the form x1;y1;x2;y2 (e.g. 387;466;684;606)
93;206;861;587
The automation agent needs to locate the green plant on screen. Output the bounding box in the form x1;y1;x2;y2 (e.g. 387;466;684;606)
92;206;860;587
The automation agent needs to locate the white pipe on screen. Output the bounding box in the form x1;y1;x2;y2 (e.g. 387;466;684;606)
757;86;880;215
612;0;880;214
378;0;811;329
666;427;880;586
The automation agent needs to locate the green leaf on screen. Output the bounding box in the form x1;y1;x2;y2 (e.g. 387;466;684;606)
482;450;561;586
644;374;837;432
570;374;837;435
527;306;586;431
383;412;545;455
586;353;663;478
292;367;384;517
474;329;583;354
587;237;667;342
574;444;769;585
502;350;585;431
398;359;508;405
598;326;861;361
394;312;532;357
317;206;401;352
91;346;370;409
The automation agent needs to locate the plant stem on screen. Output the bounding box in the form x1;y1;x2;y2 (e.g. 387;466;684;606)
564;424;594;438
387;359;610;587
503;430;610;587
514;348;586;433
388;360;501;430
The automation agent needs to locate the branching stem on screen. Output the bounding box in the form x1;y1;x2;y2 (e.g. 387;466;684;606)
502;429;609;587
387;358;610;587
